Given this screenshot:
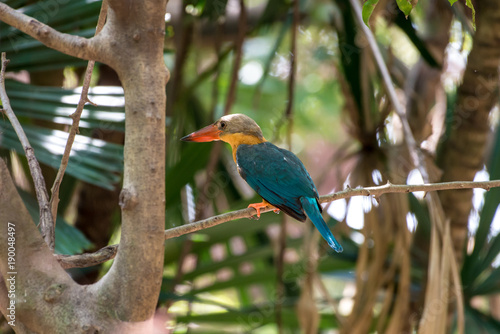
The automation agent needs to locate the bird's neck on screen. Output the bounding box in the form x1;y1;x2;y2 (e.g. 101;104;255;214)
220;133;266;162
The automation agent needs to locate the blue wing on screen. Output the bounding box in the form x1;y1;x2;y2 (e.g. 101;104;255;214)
236;142;343;253
236;142;319;221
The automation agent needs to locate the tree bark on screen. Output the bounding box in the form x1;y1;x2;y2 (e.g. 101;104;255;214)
0;160;98;333
96;0;169;320
0;0;169;330
438;0;500;264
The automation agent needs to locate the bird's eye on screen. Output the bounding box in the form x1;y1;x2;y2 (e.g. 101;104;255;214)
220;121;227;129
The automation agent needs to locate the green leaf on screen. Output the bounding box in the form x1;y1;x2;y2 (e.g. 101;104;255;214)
471;266;500;296
1;79;124;190
447;0;475;29
464;305;500;333
0;122;123;190
362;0;379;27
5;79;125;131
200;0;228;19
396;0;413;17
0;0;101;72
465;0;476;29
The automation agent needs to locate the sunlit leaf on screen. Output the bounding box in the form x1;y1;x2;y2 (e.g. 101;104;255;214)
0;122;123;190
396;0;413;17
447;0;475;29
0;0;101;71
465;0;476;29
5;80;125;131
362;0;379;27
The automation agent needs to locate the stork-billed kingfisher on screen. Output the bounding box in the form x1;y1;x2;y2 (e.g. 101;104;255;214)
181;114;342;253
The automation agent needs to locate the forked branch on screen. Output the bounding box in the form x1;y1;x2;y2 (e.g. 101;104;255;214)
0;3;103;62
0;53;55;250
50;1;109;222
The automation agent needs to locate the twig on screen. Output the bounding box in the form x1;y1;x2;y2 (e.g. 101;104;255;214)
55;245;118;269
0;52;55;250
223;0;246;115
165;180;500;240
50;0;108;222
56;179;500;269
0;3;102;62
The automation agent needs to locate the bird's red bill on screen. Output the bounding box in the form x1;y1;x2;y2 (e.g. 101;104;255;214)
181;124;221;142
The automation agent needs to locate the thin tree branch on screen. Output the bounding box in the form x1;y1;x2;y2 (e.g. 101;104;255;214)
0;3;103;62
164;179;500;240
0;52;55;250
50;0;109;222
55;179;500;269
55;245;118;269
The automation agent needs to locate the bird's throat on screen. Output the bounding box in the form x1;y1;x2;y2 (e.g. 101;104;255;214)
220;133;266;162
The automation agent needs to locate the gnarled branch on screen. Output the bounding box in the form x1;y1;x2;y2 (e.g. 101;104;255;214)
0;3;104;62
55;245;118;269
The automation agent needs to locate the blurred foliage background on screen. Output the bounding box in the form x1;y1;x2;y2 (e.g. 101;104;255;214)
1;0;500;333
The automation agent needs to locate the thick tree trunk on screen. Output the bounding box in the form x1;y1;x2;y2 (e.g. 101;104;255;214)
0;0;169;331
438;0;500;264
0;161;99;333
97;1;169;318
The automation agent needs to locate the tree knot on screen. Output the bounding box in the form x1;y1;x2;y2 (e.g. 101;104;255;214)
82;324;100;333
119;187;138;210
44;283;67;303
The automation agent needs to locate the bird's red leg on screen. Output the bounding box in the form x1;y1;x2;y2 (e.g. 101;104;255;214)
248;201;280;218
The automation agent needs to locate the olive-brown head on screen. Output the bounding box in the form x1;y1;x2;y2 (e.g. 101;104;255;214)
180;114;266;147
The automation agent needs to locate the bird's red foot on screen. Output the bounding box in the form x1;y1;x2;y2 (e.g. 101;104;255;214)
248;201;280;219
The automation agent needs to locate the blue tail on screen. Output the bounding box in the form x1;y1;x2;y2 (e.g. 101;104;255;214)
300;197;343;253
